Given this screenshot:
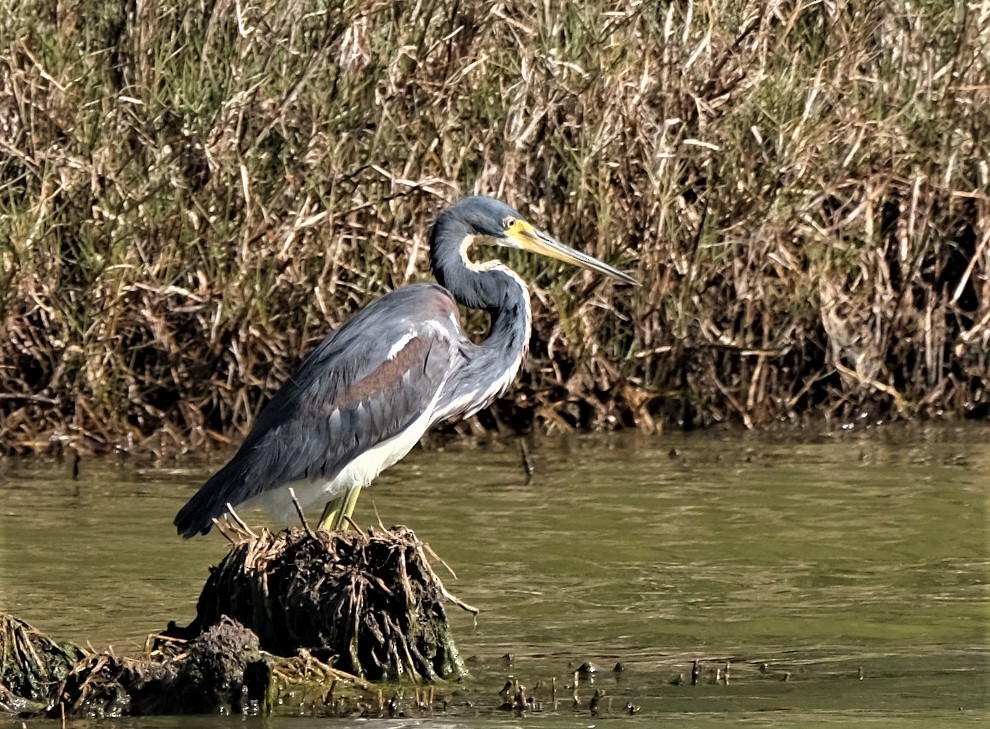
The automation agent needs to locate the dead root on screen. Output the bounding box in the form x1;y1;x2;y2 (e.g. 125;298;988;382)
42;616;384;719
180;526;470;682
2;527;470;717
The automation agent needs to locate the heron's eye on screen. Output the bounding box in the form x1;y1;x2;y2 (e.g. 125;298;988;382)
503;217;516;231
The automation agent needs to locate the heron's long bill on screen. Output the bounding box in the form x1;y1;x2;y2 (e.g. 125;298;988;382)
510;222;638;285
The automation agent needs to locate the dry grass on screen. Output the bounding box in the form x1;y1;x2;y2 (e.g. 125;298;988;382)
1;0;988;453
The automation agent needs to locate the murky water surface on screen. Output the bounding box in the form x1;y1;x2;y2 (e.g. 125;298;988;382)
1;426;988;727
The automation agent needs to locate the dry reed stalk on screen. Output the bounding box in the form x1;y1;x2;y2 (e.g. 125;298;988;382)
0;0;986;453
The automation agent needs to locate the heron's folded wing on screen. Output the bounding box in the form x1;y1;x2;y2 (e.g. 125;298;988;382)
174;287;463;536
244;329;456;490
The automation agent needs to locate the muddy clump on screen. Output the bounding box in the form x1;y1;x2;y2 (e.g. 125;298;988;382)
3;526;472;718
48;616;268;718
176;526;470;682
0;614;85;714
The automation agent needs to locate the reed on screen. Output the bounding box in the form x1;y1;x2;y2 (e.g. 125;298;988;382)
1;0;987;453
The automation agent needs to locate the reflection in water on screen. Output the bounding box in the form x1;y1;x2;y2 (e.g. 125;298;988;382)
1;425;988;725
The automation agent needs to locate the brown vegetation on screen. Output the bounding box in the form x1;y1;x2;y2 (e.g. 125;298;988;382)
1;0;987;453
3;525;469;717
185;525;468;681
3;611;437;719
0;613;84;713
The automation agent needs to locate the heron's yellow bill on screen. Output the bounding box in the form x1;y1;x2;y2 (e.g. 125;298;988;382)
507;220;638;286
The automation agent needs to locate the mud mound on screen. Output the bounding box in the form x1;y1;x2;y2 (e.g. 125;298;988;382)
48;616;267;718
184;526;470;681
0;614;85;713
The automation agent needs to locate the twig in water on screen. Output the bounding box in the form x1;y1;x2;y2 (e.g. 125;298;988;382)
518;439;534;481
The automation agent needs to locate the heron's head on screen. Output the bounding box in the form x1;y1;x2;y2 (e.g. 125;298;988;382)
431;196;638;285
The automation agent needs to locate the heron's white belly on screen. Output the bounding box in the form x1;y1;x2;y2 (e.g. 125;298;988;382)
255;391;443;521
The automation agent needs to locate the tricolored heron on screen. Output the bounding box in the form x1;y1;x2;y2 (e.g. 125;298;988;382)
174;196;636;538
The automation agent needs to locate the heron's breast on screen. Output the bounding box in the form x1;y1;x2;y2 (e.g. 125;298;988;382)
250;418;428;521
333;397;438;488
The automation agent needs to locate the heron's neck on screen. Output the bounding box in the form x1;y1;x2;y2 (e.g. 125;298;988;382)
482;267;531;359
430;233;531;361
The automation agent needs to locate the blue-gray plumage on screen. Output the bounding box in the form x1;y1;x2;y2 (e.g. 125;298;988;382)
174;196;636;538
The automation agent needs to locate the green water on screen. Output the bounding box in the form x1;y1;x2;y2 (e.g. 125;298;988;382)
1;425;988;726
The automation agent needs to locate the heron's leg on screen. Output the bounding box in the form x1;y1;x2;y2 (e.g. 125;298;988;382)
338;485;363;529
327;485;361;531
317;492;347;531
317;485;362;531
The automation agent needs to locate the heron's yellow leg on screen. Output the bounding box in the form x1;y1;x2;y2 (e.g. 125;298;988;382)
338;485;363;529
317;486;362;531
317;493;346;531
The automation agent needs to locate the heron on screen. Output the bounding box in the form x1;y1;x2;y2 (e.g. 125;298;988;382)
174;196;636;538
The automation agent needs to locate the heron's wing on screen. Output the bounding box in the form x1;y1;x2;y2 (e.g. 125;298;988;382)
174;285;464;536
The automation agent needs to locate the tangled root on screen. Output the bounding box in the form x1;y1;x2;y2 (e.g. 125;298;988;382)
181;526;471;682
3;526;470;718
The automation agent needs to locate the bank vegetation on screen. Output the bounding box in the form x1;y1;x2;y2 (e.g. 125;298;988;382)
1;0;987;454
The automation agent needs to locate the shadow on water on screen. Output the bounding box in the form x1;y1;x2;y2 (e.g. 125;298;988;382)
1;424;988;726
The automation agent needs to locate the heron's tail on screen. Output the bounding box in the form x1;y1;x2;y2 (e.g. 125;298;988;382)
174;460;249;538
